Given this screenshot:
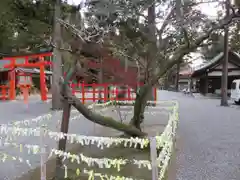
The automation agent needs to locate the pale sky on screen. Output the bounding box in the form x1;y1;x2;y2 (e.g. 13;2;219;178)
196;1;220;18
67;0;220;17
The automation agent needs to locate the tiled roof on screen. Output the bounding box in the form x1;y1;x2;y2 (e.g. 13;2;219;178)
16;68;52;75
191;51;240;77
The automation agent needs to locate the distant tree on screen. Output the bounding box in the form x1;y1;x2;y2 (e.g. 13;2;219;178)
230;23;240;54
201;32;224;60
0;0;77;54
53;0;240;136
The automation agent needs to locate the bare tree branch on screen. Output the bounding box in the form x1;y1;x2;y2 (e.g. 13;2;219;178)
157;7;175;39
57;18;86;43
59;77;146;137
111;49;146;69
151;9;240;86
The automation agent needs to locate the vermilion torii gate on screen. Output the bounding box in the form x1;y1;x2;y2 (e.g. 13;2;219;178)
3;52;52;101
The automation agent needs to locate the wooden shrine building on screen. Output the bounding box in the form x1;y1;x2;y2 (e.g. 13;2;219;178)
191;51;240;95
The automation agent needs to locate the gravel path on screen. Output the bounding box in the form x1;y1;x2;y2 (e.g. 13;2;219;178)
157;90;240;180
3;90;240;180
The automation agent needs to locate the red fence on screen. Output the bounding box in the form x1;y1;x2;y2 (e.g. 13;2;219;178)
0;83;157;103
70;83;157;104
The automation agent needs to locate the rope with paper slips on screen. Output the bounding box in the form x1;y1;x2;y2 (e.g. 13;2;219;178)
0;102;176;170
0;124;176;180
0;151;32;166
0;151;141;180
0;140;152;170
6;100;176;127
65;168;143;180
0;103;177;150
0;100;177;179
6;101;114;127
0;112;176;180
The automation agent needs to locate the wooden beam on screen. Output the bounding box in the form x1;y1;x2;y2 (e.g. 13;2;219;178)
2;52;52;60
4;62;52;68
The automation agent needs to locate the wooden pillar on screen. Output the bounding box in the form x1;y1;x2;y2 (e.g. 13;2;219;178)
98;58;103;103
220;0;230;106
204;72;208;95
9;59;16;100
40;57;47;101
191;79;194;92
55;87;71;179
82;82;85;104
188;78;191;92
25;56;29;64
175;63;180;91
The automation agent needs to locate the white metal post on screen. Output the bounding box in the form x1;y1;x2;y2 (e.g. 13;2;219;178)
40;126;47;180
150;137;158;180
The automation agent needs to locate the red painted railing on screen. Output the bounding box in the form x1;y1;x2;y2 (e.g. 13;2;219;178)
0;82;157;103
69;83;157;104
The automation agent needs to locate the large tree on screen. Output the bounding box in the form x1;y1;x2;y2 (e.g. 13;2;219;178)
0;0;20;55
0;0;77;54
1;0;240;135
201;0;240;60
52;0;240;136
201;32;225;60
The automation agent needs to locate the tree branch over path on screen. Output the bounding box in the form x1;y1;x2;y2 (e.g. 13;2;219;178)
158;6;175;42
59;80;146;137
151;9;240;86
51;1;240;137
60;62;146;137
132;8;240;110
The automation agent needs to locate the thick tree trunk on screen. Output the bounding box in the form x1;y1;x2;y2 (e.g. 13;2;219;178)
98;58;103;103
147;1;156;102
163;74;169;90
221;0;230;106
129;85;151;130
55;60;80;179
52;0;63;110
131;1;159;129
175;63;180;92
55;86;71;179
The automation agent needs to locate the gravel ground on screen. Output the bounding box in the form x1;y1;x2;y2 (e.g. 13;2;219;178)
157;90;240;180
2;90;240;180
